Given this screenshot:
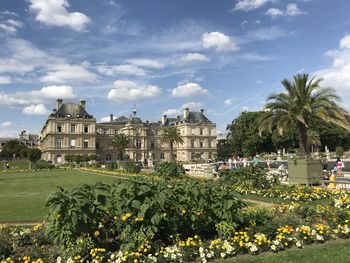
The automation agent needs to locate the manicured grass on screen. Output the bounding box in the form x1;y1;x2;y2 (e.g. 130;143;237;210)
0;169;120;222
216;239;350;263
2;160;30;170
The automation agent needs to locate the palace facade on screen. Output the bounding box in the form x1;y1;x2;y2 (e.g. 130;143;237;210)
40;99;217;164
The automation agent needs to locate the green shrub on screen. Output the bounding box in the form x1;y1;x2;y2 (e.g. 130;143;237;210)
153;162;185;178
123;161;141;173
336;146;344;157
219;166;280;190
106;162;118;170
33;160;55;170
0;230;13;258
64;236;95;259
46;179;245;250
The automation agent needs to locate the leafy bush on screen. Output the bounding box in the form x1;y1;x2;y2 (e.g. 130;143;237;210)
106;162;118;170
0;230;13;258
33;160;55;170
123;161;142;173
336;146;344;157
153;162;185;178
219;166;280;189
46;179;245;250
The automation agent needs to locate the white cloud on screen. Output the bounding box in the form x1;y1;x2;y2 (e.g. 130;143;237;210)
22;104;50;115
240;106;249;112
126;59;165;69
28;0;90;31
0;10;18;16
163;109;181;116
172;83;208;97
179;53;210;63
224;99;232;106
286;3;306;16
244;26;289;42
0;76;11;84
6;19;24;28
340;35;350;49
202;32;238;52
1;121;14;128
314;35;350;109
41;64;99;83
96;64;147;76
100;115;115;122
0;23;17;34
0;85;76;107
107;80;162;101
182;101;204;110
234;0;275;11
265;8;284;17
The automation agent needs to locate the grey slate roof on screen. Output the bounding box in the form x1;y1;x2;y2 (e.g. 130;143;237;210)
51;103;93;119
127;116;143;124
180;112;212;124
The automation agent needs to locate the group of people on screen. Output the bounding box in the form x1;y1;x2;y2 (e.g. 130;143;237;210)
218;156;250;171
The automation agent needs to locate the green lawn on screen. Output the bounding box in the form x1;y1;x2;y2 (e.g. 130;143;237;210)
2;159;30;170
0;169;120;222
216;239;350;263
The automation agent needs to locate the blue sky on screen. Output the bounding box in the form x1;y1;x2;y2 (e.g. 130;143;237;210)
1;0;350;137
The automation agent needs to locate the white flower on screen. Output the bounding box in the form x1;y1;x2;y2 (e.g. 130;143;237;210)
56;256;62;263
271;245;277;251
296;241;302;248
220;252;226;258
199;247;204;253
171;253;176;260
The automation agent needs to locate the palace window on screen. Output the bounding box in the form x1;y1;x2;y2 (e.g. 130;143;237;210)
191;139;195;148
70;124;76;133
136;139;142;149
160;153;165;160
57;125;62;133
200;141;204;148
84;125;89;133
200;129;203;135
70;139;76;149
151;140;155;149
83;140;89;148
106;154;112;161
56;139;62;149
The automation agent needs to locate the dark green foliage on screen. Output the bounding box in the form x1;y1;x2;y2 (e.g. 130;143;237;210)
46;179;245;250
227;111;274;157
153;162;185;178
34;160;55;170
219;166;280;190
27;148;41;163
123;161;142;173
0;230;13;258
0;140;28;158
336;146;344;157
217;139;233;161
106;162;118;170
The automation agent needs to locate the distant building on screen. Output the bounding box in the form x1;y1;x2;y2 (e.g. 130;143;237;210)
19;130;39;148
40;99;217;164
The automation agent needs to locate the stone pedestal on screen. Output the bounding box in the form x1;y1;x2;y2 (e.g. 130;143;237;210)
288;159;323;185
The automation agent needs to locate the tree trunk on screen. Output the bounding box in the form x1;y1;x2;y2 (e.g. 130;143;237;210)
297;123;309;157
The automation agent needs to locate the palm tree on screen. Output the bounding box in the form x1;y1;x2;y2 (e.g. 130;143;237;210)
307;130;321;154
109;134;131;161
259;74;350;157
160;126;184;162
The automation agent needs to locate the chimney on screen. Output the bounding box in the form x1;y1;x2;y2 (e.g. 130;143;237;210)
110;114;113;122
80;100;86;109
162;114;167;125
200;108;204;114
56;99;63;110
183;108;189;119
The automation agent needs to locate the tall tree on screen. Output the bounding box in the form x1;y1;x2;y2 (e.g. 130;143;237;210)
110;134;131;161
259;74;350;157
0;140;27;159
160;126;184;162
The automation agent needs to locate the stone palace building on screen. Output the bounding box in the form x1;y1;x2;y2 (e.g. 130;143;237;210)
40;99;217;164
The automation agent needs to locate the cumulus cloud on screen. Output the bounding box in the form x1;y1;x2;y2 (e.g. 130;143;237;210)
96;64;147;77
1;121;14;128
314;34;350;109
0;76;11;84
22;104;50;115
224;99;232;106
40;64;99;83
286;3;306;16
0;85;76;107
179;53;210;63
244;26;289;42
0;18;24;34
234;0;276;11
107;80;162;101
126;59;165;69
202;32;238;52
181;101;204;110
265;8;284;17
28;0;90;31
172;83;208;97
163;109;181;116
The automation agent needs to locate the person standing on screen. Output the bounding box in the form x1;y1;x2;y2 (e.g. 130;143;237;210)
335;157;345;176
